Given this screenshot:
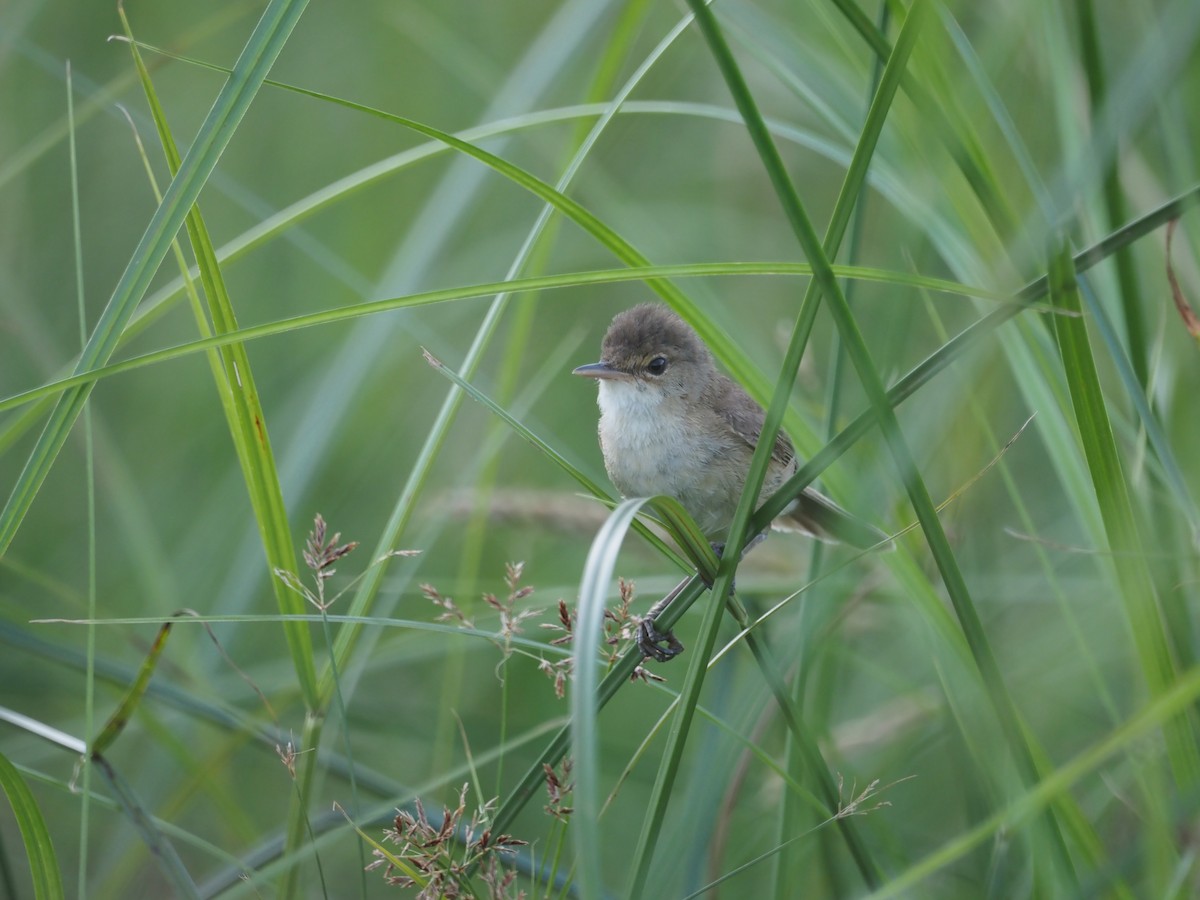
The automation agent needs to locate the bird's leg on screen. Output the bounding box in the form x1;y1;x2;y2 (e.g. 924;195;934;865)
637;533;767;663
708;532;766;591
729;531;768;560
637;575;688;662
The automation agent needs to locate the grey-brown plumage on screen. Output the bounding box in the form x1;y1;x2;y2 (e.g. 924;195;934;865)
573;304;884;548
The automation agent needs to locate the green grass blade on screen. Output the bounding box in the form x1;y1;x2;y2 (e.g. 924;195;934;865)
776;1;891;888
0;261;1002;419
573;497;657;899
89;618;176;758
65;58;99;900
0;751;64;900
1099;333;1200;533
117;4;317;713
1073;0;1147;387
115;10;319;892
0;0;311;555
1047;242;1200;786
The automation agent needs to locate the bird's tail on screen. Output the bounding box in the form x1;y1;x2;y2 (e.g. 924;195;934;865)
774;488;890;550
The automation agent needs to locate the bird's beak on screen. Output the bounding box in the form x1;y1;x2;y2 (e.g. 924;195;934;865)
572;362;626;380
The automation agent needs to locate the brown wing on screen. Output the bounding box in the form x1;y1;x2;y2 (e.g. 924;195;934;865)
712;375;795;467
712;376;888;549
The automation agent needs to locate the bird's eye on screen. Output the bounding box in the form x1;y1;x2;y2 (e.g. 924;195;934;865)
647;356;668;376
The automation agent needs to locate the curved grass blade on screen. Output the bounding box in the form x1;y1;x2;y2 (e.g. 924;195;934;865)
89;617;175;758
573;497;657;899
643;496;719;581
0;261;1002;420
626;514;739;899
110;43;328;885
0;751;64;900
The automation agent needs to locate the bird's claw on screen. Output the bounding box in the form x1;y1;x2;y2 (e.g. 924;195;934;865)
637;617;685;663
635;536;765;665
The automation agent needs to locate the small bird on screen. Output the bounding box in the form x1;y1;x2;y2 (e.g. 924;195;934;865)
573;304;886;659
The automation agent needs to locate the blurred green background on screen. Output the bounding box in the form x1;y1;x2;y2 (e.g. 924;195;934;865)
2;0;1199;896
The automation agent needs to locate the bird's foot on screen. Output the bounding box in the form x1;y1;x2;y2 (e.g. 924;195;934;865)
636;577;689;663
637;616;685;662
635;535;766;665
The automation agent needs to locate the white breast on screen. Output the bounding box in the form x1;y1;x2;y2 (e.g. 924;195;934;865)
597;380;677;481
595;380;716;516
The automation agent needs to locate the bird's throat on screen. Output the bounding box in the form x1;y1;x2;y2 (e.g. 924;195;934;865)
595;380;703;502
